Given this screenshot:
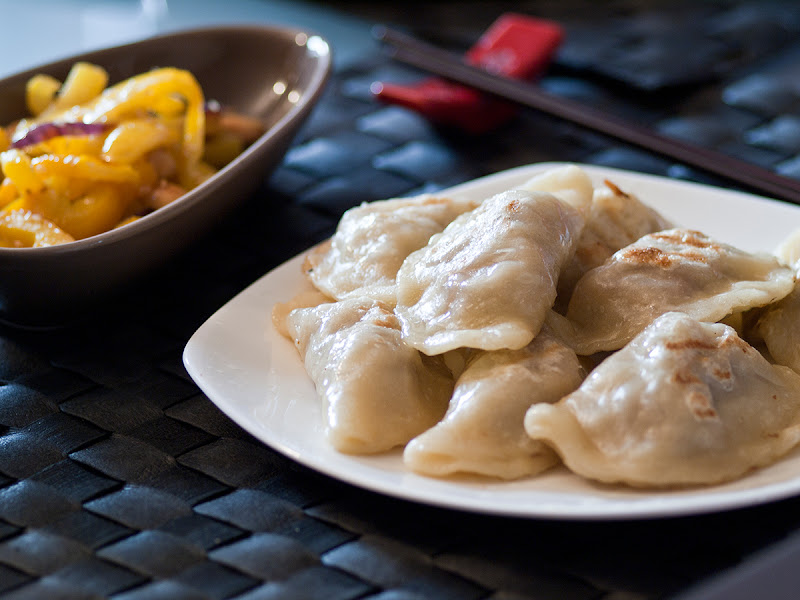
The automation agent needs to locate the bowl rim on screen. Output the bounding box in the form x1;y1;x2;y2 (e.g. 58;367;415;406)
0;23;332;258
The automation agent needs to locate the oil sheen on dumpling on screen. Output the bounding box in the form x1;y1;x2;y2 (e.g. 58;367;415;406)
395;185;590;355
556;179;674;307
524;312;800;487
549;228;794;355
286;297;453;454
404;329;585;480
303;194;481;307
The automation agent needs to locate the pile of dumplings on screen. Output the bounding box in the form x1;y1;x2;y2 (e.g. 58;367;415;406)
272;165;800;489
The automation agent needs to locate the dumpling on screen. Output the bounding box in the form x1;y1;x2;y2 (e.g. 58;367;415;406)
395;182;590;355
755;283;800;373
272;287;332;339
556;179;674;308
751;228;800;372
403;329;585;480
518;163;594;210
524;312;800;487
548;229;794;355
774;227;800;270
286;297;453;454
303;193;481;307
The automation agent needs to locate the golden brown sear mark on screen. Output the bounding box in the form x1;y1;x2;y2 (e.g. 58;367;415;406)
712;368;732;380
620;246;673;267
686;391;718;419
506;198;522;213
650;230;721;251
420;195;453;206
603;179;630;198
672;370;701;385
665;339;719;351
373;306;400;330
618;242;712;266
665;332;750;353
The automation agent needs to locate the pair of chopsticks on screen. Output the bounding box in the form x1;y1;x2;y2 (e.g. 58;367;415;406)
374;26;800;206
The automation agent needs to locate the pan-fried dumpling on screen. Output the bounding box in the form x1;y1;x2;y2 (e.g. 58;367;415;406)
556;179;674;308
517;163;594;210
403;329;585;480
774;227;800;270
752;228;800;372
548;229;794;355
286;298;453;454
395;184;590;355
524;312;800;487
756;283;800;373
303;193;481;307
272;287;332;339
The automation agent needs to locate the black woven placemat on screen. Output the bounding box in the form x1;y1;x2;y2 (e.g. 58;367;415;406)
4;2;800;598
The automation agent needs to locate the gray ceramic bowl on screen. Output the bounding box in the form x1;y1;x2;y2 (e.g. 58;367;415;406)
0;24;331;326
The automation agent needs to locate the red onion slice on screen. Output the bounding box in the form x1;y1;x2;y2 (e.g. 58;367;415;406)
11;122;111;149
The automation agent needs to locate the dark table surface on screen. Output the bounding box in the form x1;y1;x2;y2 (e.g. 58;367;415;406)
3;1;800;598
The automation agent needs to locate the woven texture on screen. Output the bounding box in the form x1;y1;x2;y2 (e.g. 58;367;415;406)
3;1;800;598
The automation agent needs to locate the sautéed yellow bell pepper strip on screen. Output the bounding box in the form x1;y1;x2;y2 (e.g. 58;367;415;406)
0;63;264;248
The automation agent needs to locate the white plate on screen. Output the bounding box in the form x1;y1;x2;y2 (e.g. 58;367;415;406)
183;162;800;520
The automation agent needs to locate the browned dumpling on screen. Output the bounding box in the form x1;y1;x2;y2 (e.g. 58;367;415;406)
548;229;794;355
555;179;674;309
525;312;800;487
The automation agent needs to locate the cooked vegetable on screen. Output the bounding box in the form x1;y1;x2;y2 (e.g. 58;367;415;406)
0;62;265;247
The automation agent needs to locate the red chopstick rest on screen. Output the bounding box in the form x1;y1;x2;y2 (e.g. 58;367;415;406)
372;13;564;134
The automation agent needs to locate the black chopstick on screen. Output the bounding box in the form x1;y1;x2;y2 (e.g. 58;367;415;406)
374;26;800;205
